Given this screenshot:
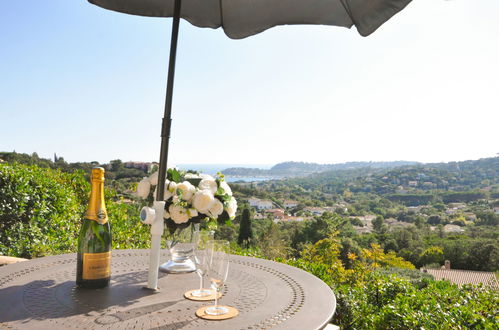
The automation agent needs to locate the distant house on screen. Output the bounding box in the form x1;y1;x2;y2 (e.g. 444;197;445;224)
248;198;273;210
349;215;376;228
384;218;413;230
407;206;421;212
304;207;325;216
353;226;373;234
422;261;498;289
248;198;261;207
408;181;418;187
282;216;305;222
253;212;265;220
283;200;299;208
448;203;466;210
124;161;157;172
266;208;285;219
443;224;465;233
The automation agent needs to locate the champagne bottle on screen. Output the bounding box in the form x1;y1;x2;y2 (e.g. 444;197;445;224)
76;167;111;288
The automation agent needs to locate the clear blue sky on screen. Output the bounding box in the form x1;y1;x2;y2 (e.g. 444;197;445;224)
1;0;498;165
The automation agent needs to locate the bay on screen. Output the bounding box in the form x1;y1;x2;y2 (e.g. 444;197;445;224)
176;164;277;182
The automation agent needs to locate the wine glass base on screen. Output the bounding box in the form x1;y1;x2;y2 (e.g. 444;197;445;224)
205;306;229;316
159;259;196;274
190;289;212;297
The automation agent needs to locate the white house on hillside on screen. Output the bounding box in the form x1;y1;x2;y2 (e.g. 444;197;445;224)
283;200;298;208
248;198;273;210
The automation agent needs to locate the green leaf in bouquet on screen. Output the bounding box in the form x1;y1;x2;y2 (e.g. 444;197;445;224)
216;186;225;195
165;218;177;235
185;177;202;186
189;214;207;224
167;168;182;182
217;210;230;224
176;222;191;230
215;193;231;204
164;200;173;210
206;218;218;231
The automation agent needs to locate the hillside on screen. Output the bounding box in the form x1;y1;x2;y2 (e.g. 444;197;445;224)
223;160;418;177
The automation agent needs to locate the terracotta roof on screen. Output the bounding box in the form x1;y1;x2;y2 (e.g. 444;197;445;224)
422;269;499;289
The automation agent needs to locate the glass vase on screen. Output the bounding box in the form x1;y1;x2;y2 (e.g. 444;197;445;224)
159;223;199;274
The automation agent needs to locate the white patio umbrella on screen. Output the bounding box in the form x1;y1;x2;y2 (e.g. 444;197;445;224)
87;0;412;289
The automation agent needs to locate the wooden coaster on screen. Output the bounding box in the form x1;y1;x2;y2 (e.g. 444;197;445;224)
184;289;222;301
195;305;239;320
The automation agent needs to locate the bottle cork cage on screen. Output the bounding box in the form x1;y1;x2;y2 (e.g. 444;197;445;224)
0;250;335;329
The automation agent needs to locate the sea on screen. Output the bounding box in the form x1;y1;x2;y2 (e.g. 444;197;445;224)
176;164;278;182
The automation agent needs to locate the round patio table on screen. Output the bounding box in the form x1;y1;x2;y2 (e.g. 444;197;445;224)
0;249;336;329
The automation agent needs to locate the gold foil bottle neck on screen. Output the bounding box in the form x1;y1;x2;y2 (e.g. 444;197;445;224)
86;167;108;224
91;167;105;182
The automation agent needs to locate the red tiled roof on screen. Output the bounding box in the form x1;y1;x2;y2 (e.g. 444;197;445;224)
422;269;498;289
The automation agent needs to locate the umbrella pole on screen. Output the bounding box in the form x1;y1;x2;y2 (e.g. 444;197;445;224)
146;0;181;290
156;0;181;201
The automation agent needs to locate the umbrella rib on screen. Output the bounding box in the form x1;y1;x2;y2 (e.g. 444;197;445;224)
156;0;182;201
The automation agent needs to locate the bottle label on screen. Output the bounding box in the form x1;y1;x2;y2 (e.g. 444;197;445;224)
82;252;111;280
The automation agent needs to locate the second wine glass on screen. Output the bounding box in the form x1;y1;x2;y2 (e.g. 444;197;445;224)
205;240;230;315
190;231;214;297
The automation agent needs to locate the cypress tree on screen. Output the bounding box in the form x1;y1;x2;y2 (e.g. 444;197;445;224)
238;208;253;247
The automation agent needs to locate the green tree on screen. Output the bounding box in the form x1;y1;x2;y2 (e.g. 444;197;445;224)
419;246;444;266
372;216;385;232
237;208;253;247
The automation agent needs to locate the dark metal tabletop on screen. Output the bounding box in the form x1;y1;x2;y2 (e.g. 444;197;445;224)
0;249;336;330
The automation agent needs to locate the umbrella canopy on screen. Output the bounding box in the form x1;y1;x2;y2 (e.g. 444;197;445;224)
89;0;411;38
88;0;413;202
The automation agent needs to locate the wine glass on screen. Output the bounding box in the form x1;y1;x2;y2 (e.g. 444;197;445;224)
205;240;230;315
190;231;214;297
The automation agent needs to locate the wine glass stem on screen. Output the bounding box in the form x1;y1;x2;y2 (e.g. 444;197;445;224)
199;274;203;291
214;287;219;309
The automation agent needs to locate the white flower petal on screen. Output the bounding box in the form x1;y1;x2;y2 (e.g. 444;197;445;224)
192;190;215;214
198;178;217;194
136;178;151;199
226;197;238;218
168;205;190;224
219;181;232;196
148;171;159;186
177;181;196;201
208;199;224;218
199;174;214;180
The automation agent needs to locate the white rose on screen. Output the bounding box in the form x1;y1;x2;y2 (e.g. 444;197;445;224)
163;189;173;201
199;174;214;180
208;199;224;218
163;209;170;219
136;178;151;199
148;171;159;186
168;204;190;224
165;181;177;200
188;208;198;218
184;173;201;179
167;181;177;193
198;178;218;194
192;190;215;214
219;181;232;196
177;181;196;201
154;180;176;201
226;197;237;218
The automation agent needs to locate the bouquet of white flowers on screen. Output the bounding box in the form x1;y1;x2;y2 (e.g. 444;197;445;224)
136;168;237;231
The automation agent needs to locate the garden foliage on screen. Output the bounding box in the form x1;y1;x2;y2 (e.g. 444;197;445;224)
0;163;149;257
1;162;497;328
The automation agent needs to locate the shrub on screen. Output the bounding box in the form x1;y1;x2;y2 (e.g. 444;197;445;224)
0;163;150;257
0;163;88;257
